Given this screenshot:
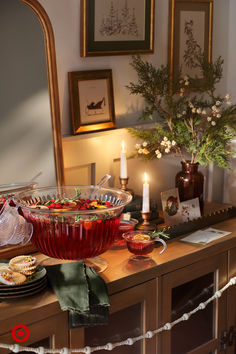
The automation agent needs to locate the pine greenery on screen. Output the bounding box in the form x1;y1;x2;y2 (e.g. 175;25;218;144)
126;29;236;169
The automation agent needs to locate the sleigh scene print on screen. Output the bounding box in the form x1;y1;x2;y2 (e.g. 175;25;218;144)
86;96;106;116
68;70;116;134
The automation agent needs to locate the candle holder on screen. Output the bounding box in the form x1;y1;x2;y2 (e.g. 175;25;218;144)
136;212;156;231
119;177;134;196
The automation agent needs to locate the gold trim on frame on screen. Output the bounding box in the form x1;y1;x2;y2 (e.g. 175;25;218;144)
68;70;116;134
81;0;155;57
168;0;213;85
0;0;65;258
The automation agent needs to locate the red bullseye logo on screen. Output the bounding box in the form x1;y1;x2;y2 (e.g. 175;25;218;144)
12;324;30;342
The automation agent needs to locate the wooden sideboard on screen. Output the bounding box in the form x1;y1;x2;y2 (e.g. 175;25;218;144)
0;217;236;353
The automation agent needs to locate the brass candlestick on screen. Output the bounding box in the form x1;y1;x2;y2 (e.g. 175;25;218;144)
119;177;134;196
136;211;156;231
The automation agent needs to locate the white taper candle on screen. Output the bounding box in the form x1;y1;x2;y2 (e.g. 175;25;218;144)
120;140;128;178
142;172;150;212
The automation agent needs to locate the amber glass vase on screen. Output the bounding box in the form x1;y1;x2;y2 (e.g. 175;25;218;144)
175;161;204;214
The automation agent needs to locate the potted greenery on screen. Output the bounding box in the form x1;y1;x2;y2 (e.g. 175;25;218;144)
126;30;236;211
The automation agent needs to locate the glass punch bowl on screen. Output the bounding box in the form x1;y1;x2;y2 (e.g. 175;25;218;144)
14;185;132;260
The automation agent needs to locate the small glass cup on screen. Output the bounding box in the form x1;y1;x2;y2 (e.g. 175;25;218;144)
113;218;139;247
122;231;167;261
0;201;33;246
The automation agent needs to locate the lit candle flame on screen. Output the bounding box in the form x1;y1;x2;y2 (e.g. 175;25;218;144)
121;140;126;153
144;172;149;183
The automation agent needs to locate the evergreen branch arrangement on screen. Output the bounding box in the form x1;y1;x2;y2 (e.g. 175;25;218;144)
126;24;236;169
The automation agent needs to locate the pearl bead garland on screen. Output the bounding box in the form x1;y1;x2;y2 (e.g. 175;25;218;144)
0;276;235;354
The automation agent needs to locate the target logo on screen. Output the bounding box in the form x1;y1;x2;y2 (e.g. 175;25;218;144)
12;324;30;342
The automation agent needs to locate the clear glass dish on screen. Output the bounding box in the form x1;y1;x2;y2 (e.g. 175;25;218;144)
0;182;38;207
14;185;132;260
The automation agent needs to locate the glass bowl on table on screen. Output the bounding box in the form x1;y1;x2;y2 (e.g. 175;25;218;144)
13;186;132;270
122;231;167;262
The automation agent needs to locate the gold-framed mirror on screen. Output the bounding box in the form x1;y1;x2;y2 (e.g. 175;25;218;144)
20;0;64;185
0;0;64;187
0;0;64;258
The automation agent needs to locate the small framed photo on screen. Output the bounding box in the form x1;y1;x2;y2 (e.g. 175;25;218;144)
180;198;201;222
168;0;213;85
68;69;116;134
80;0;155;57
161;188;182;226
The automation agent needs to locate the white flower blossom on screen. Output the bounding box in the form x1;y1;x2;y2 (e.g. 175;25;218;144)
216;101;221;106
225;94;230;100
202;109;207;115
207;116;212;122
142;141;148;147
165;148;170;153
182;110;186;115
135;143;141;149
192;108;196;113
212;105;217;111
211;121;216;126
156;153;162;159
172;140;176;146
227;101;232;105
155;149;160;155
161;141;165;146
138;149;143;154
216;114;221;118
163;137;168;141
197;108;202;114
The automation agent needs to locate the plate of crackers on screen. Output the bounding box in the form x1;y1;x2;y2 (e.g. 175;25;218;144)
0;255;47;299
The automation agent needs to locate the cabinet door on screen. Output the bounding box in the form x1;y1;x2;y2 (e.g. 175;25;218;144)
159;252;228;354
227;247;236;354
0;312;68;354
70;279;157;354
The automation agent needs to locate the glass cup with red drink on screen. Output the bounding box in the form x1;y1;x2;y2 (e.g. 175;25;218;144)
113;218;139;247
122;231;167;261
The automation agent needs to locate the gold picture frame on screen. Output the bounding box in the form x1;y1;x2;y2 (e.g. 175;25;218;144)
68;70;116;134
80;0;155;57
168;0;213;85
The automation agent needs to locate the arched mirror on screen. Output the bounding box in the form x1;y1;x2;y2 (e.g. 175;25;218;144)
0;0;64;187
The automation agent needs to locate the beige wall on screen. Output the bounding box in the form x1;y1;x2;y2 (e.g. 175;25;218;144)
38;0;235;205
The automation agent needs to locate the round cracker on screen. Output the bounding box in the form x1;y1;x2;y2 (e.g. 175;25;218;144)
9;255;37;271
11;272;26;285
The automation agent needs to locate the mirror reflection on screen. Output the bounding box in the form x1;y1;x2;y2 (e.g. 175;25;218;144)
0;0;56;187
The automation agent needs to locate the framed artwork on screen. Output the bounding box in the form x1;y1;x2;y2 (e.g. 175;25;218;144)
161;188;182;226
80;0;155;57
180;197;201;222
68;69;116;134
168;0;213;85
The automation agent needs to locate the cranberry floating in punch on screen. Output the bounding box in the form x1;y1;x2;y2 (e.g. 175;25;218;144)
14;185;132;260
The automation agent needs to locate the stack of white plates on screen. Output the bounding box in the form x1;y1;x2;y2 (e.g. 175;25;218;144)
0;265;47;300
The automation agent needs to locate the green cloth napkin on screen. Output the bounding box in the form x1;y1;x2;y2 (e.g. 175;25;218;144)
46;261;110;329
